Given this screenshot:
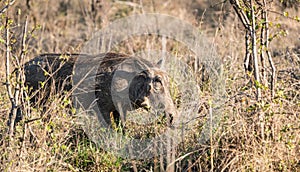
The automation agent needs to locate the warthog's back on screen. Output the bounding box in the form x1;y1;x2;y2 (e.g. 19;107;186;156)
24;54;78;94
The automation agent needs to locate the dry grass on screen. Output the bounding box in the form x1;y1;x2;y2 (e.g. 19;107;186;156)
0;0;299;171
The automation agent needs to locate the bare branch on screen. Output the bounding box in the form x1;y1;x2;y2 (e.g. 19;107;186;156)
230;0;251;29
5;16;16;141
244;30;251;72
250;0;261;100
263;0;276;99
260;10;267;85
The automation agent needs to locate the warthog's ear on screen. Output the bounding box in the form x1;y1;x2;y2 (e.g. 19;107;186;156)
157;58;164;69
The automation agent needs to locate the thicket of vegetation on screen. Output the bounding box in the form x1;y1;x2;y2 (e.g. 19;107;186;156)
0;0;299;171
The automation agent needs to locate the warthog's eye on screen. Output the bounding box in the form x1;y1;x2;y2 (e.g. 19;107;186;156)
140;71;148;77
153;76;163;92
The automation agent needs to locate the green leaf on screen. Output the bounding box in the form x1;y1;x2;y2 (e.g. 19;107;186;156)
276;23;281;28
39;81;45;88
44;71;50;76
0;37;5;44
283;11;288;17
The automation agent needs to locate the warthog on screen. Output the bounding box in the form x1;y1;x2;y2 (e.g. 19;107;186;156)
23;53;177;127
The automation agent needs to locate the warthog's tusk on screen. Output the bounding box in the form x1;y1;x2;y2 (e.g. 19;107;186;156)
140;97;151;110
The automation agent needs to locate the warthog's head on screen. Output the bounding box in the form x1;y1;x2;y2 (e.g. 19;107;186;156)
96;54;178;127
129;69;177;125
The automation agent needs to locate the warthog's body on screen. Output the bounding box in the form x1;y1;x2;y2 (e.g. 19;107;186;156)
24;54;77;104
24;53;177;126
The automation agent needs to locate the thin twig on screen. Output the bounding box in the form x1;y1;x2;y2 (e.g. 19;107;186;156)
0;0;15;14
268;9;300;21
209;105;214;172
115;0;141;8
